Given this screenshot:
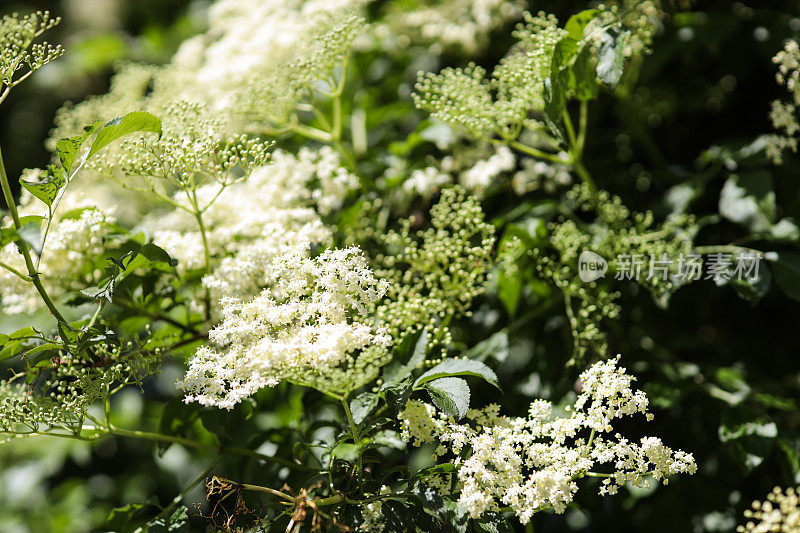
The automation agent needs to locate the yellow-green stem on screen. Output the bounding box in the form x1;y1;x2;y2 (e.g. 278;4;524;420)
341;395;363;489
0;145;68;325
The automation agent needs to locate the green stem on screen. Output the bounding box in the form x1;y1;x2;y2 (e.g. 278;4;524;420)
585;471;613;478
576;100;588;156
0;145;68;325
572;159;597;194
341;395;363;489
693;245;759;256
0;260;32;281
506;140;566;165
191;207;212;319
563;109;578;149
293;123;333;143
107;425;309;471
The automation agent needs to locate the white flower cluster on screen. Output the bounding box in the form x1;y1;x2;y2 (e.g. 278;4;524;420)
402;146;516;197
179;242;391;408
458;145;515;191
357;485;391;532
766;40;800;164
373;0;524;55
511;158;572;195
143;146;355;303
399;357;696;524
0;189;115;314
738;486;800;532
51;1;366;144
403;166;451;198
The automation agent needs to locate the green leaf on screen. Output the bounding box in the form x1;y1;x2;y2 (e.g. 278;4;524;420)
467;332;510;363
148;505;189;532
769;252;800;301
424;377;470;419
414;358;500;389
497;269;522;316
731;263;771;304
382;329;427;387
19;165;67;207
719;172;775;233
565;9;601;41
158;399;201;456
350;391;379;425
16;216;44;255
474;512;516;533
381;500;416;533
571;45;599;100
105;498;158;533
56;121;102;174
0;326;41;361
89;111;162;160
383;379;413;414
412;484;469;533
596;25;629;88
543;37;578;139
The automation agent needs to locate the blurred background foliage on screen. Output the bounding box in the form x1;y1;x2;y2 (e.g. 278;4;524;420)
1;0;800;532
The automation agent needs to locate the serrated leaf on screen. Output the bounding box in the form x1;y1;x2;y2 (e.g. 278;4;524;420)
383;379;413;414
425;377;470;419
148;505;189;532
89;111;162;160
350;391;379;425
19;165;66;207
597;25;629;88
56;121;102;174
565;9;601;41
414;358;500;389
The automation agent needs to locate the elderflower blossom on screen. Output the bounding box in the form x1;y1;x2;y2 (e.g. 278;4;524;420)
179;243;391;408
357;485;391;532
399;357;696;524
0;188;116;314
50;0;368;150
458;145;515;191
766;41;800;164
738;486;800;532
373;0;524;55
403;166;451;198
144;146;355;304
